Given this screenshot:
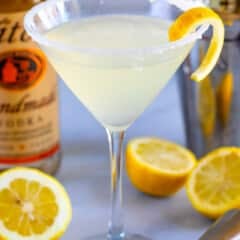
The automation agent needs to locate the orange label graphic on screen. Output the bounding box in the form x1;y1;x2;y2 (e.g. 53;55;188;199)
0;49;46;90
0;12;60;164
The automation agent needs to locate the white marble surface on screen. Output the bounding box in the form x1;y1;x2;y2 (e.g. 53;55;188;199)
56;75;212;240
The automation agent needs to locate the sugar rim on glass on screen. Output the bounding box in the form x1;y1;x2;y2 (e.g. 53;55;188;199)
24;0;209;56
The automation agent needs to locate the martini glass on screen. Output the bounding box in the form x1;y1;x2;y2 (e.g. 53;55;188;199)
24;0;207;239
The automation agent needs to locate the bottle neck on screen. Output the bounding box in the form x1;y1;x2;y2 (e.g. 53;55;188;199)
0;0;44;13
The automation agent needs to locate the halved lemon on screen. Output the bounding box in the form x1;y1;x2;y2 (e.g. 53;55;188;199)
186;147;240;219
126;138;196;197
169;7;224;82
0;167;72;240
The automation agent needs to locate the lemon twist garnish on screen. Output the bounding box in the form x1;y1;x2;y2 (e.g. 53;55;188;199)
169;7;224;82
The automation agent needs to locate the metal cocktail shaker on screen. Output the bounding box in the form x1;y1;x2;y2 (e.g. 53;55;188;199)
179;0;240;157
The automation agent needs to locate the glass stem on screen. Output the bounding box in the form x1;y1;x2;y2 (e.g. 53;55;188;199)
106;129;125;240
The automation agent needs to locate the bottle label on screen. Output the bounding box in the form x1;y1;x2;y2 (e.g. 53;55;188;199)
0;12;60;164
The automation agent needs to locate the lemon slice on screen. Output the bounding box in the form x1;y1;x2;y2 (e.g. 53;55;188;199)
186;147;240;219
0;167;72;240
169;7;224;82
126;138;196;197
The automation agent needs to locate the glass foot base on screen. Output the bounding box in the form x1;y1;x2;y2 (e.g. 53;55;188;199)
85;233;151;240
